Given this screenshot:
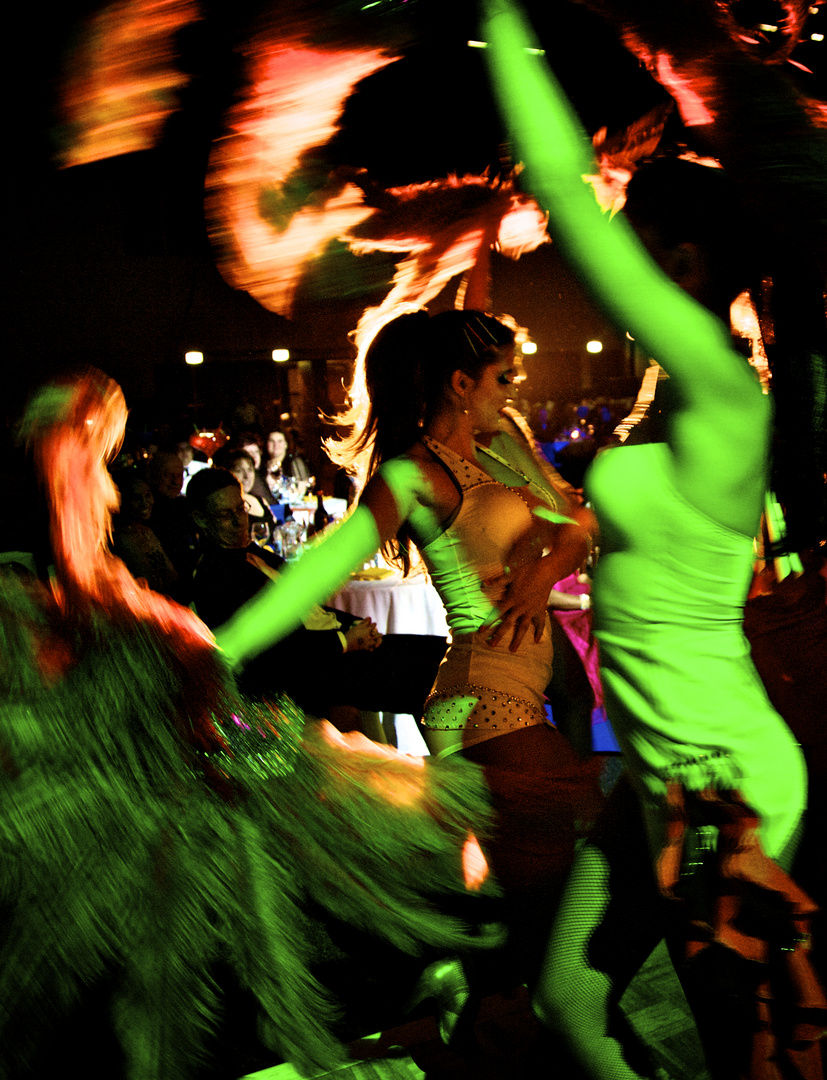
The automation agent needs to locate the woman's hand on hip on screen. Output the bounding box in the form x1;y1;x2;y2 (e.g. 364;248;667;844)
484;561;551;652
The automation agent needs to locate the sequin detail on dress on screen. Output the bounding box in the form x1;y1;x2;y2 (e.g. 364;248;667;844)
425;683;547;732
206;694;305;780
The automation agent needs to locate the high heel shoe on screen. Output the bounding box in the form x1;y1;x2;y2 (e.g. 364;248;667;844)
406;957;479;1049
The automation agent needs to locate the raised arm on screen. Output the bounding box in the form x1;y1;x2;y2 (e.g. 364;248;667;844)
481;1;741;396
480;0;771;533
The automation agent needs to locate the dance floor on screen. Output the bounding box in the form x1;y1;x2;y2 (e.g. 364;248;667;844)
241;941;710;1080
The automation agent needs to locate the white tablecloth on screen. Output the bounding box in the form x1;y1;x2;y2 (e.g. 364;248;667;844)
328;571;449;755
329;571;449;637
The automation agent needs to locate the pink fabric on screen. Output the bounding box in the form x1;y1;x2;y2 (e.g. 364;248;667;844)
551;572;604;711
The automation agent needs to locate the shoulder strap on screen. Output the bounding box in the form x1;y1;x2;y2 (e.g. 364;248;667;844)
421;436;492;492
476;443;577;524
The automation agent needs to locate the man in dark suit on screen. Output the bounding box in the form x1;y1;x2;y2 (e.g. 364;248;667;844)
187;468;446;727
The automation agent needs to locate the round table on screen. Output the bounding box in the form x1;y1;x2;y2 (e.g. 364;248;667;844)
329;570;449;754
329;570;449;638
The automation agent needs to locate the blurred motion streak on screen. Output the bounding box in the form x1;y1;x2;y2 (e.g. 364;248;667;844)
56;1;551;321
55;1;826;328
57;0;201;167
205;40;396;316
205;39;550;321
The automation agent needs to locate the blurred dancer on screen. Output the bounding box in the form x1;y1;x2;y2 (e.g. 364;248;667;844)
481;1;824;1077
0;371;496;1080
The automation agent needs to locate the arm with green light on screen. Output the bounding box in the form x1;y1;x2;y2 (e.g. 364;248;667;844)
480;0;771;535
214;458;427;671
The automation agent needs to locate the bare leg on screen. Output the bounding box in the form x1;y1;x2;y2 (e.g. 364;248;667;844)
463;724;603;990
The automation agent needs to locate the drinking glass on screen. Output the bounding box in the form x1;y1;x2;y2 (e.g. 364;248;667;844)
250;522;269;546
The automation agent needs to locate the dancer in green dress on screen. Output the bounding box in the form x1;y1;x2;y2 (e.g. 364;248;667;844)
480;2;825;1077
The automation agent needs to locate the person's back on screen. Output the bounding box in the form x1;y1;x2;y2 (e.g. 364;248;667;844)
481;8;820;1078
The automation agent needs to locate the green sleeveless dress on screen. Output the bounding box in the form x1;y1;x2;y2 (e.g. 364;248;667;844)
588;441;805;862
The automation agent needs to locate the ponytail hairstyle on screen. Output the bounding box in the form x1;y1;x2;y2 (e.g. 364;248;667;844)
326;306;516;571
328;307;516;485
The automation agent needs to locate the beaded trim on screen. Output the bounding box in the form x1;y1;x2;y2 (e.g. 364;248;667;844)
423;436;559;517
423;683;547;731
422;436;498;493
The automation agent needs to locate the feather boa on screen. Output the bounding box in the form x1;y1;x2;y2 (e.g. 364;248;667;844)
2;371;498;1078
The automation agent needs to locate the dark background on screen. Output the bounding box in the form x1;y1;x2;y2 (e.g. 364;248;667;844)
6;0;826;442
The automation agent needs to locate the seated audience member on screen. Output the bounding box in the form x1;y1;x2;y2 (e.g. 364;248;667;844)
111;469;180;599
221;446;275;515
186;468;446;723
175;439;210;493
147;450;197;601
234;431;265;472
263;428;312;499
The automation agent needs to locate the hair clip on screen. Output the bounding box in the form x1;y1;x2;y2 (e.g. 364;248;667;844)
462;316;500;358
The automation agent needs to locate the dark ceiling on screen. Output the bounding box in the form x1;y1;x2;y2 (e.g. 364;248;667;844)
6;0;826;426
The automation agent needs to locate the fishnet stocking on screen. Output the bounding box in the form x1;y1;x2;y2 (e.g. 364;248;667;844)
533;842;661;1079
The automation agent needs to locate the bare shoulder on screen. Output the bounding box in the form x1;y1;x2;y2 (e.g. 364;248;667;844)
363;448;444;514
386;445;461;536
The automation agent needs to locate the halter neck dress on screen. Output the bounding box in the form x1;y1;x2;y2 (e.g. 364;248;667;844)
419;436;555;749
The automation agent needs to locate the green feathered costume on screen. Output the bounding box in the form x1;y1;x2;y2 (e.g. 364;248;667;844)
0;371;496;1080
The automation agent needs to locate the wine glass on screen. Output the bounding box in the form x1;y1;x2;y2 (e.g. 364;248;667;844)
250;522;269;546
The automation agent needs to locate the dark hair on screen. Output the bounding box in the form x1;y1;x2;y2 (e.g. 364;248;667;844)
234;431;263;450
185;468;239;515
623;157;756;304
222;450;255;473
330;309;515;483
327;308;515;572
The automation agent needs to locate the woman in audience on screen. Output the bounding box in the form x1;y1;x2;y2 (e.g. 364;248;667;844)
0;370;497;1080
229;433;272;501
235;430;264;471
224;448;277;542
262;428;311;499
480;2;823;1076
